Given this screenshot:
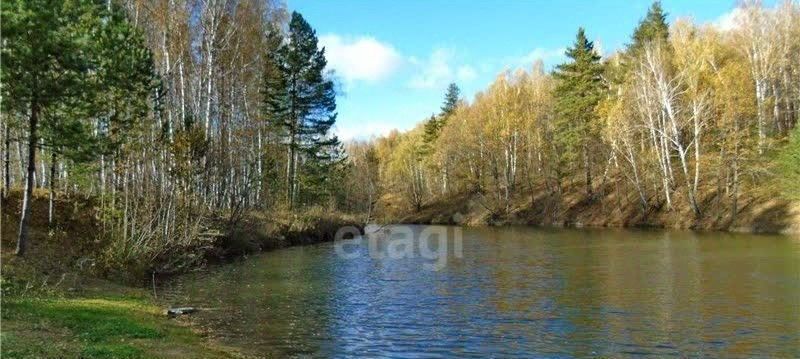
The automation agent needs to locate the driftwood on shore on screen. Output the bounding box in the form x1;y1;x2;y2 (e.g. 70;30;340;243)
166;307;197;317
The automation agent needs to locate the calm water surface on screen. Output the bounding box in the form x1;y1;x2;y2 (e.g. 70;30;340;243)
164;226;800;358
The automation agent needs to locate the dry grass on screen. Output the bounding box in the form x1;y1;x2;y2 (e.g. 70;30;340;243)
379;178;800;234
210;207;364;259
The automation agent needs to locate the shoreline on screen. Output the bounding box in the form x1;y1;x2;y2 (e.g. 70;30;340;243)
378;191;800;235
388;219;800;236
1;192;364;358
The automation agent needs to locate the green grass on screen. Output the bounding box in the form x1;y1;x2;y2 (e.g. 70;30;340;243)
1;294;237;358
0;200;240;358
0;192;360;358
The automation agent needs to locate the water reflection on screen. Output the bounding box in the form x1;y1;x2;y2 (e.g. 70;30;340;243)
162;226;800;357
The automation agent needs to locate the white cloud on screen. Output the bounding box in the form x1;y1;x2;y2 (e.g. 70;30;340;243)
514;47;566;68
456;65;477;82
408;48;454;89
408;48;478;89
334;122;399;141
713;8;744;32
319;34;403;83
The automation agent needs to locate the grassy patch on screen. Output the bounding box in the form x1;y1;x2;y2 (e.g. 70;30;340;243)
1;295;236;358
4;298;162;342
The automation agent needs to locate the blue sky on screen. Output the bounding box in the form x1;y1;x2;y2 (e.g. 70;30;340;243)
287;0;749;140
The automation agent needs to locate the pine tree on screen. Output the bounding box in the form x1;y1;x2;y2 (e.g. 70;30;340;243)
440;83;461;117
423;83;461;154
552;28;605;196
259;25;290;206
2;0;95;255
91;4;158;158
421;114;439;156
2;0;156;256
627;1;670;56
262;12;338;209
261;25;289;130
298;141;347;207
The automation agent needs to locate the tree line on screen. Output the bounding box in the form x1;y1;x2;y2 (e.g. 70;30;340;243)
360;1;800;221
1;0;351;265
2;1;799;265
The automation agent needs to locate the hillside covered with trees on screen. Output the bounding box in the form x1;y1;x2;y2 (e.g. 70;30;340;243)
2;1;800;275
1;0;367;276
357;2;800;231
2;1;800;357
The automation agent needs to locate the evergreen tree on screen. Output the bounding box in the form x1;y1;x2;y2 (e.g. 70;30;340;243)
423;83;461;153
627;1;670;56
298;141;348;207
440;83;461;117
261;25;289;130
2;0;95;255
421;114;440;156
2;0;156;256
259;25;290;205
91;4;158;158
552;28;605;196
262;12;338;209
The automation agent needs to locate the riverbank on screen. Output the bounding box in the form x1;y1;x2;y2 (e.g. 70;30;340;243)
378;186;800;234
1;275;240;358
1;191;363;358
1;190;364;279
1;232;243;357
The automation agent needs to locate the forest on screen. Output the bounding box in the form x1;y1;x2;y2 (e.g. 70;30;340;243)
360;2;800;229
2;0;800;271
2;1;800;357
1;0;363;273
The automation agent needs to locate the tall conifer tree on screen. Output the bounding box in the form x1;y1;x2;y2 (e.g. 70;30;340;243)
552;28;605;196
440;83;461;117
261;12;338;209
423;83;461;154
1;0;156;255
628;1;670;56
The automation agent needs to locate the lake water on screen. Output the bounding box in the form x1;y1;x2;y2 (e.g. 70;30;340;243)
163;225;800;357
